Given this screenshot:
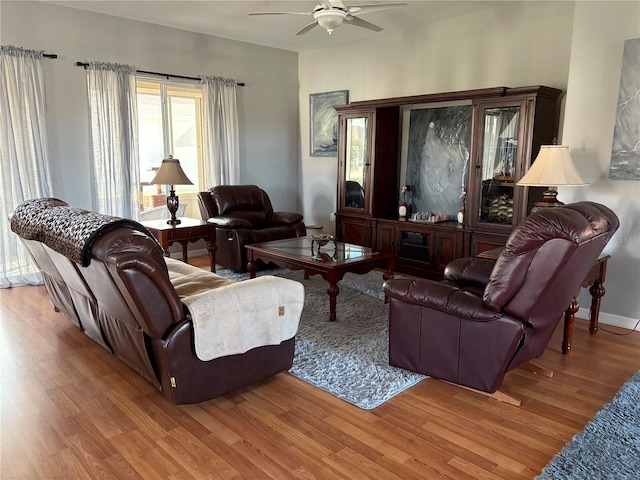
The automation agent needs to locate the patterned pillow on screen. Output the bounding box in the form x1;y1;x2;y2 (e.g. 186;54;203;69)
11;198;159;266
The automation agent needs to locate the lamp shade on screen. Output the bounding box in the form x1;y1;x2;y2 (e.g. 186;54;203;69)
517;145;587;187
149;155;193;186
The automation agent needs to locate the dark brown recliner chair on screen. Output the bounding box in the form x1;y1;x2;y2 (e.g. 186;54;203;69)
345;180;365;208
197;185;306;272
383;202;619;405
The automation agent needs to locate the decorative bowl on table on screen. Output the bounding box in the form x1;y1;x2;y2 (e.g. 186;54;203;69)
310;233;334;246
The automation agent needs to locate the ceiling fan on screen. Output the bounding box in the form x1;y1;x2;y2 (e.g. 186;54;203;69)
248;1;410;36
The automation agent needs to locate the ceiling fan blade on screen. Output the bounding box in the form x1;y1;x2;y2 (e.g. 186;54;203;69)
296;21;320;36
346;16;384;32
348;2;409;15
248;11;312;16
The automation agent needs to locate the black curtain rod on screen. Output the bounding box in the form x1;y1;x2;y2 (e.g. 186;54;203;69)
75;61;244;86
43;53;58;58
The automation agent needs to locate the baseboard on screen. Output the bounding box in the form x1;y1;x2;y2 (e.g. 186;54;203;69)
578;307;640;331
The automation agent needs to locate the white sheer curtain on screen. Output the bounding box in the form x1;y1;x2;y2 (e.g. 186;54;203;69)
201;76;239;186
85;62;139;218
0;45;54;287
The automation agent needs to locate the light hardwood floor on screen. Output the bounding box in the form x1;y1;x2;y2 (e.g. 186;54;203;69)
1;262;638;479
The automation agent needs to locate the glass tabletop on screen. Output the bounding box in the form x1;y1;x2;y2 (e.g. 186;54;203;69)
247;236;377;263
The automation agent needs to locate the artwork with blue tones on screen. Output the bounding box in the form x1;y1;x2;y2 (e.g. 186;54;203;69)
310;90;348;157
609;38;640;180
405;105;472;215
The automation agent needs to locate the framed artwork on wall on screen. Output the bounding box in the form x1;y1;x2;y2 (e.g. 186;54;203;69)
310;90;348;157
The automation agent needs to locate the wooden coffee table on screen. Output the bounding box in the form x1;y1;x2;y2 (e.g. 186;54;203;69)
246;237;395;322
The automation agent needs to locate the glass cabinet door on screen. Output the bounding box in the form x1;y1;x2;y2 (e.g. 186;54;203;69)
342;116;368;210
477;106;520;226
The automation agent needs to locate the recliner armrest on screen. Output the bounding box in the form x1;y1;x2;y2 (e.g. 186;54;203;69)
444;257;495;289
269;212;303;226
207;216;253;228
383;278;500;322
197;191;218;220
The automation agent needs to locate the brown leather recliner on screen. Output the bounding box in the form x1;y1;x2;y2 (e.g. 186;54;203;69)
198;185;306;272
383;202;619;404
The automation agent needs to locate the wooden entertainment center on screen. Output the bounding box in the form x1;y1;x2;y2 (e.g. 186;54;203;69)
334;85;562;278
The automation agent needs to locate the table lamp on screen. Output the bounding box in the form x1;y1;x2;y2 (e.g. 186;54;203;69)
517;144;587;212
149;155;193;225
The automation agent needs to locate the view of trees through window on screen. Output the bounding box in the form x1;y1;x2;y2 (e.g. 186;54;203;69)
137;80;203;217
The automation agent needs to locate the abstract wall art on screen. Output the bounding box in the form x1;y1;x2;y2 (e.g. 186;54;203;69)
309;90;348;157
404;105;473;215
609;38;640;180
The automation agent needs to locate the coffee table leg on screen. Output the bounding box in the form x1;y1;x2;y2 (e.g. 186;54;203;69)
327;282;339;322
181;241;188;263
206;239;216;273
247;250;257;279
248;261;257;279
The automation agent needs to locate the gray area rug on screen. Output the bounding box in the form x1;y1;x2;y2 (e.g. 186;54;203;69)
215;267;426;409
537;370;640;479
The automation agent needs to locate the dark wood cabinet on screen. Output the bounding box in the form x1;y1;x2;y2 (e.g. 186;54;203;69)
468;231;510;258
337;213;372;247
334;105;400;247
375;219;464;278
433;227;464;272
334;85;562;278
375;220;397;252
468;87;562;233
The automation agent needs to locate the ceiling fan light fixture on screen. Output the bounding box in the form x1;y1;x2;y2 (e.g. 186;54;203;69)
314;10;347;34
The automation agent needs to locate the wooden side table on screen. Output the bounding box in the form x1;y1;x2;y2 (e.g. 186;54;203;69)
141;217;217;272
563;255;610;352
478;248;610;354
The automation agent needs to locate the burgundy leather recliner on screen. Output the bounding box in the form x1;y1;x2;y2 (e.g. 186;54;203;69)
198;185;306;272
383;202;619;401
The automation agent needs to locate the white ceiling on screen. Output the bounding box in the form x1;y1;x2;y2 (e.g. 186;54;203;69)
44;0;504;53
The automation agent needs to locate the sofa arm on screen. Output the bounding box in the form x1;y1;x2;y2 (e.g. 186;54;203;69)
444;257;495;288
181;276;305;361
207;216;253;228
383;278;500;322
197;191;218;220
269;212;303;226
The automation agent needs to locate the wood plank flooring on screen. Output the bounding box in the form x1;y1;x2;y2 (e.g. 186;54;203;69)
1;264;638;479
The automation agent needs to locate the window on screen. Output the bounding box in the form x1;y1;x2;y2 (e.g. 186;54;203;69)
137;79;203;218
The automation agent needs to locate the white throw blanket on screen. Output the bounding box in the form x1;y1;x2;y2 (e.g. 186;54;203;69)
165;258;304;361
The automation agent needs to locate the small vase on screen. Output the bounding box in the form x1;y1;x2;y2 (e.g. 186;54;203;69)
457;202;466;224
458;187;467;225
398;202;408;219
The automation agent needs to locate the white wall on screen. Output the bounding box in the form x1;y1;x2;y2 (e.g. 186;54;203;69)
560;1;640;326
0;1;300;212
